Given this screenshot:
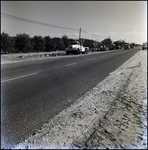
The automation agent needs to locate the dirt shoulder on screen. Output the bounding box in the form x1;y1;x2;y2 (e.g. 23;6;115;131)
14;50;147;149
1;51;66;64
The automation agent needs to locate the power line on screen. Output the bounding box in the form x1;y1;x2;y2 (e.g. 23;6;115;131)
2;13;117;41
1;13;79;31
81;29;107;38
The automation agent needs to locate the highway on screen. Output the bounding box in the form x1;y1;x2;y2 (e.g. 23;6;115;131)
1;48;140;148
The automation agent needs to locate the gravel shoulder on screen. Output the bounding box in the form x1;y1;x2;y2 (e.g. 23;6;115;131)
1;51;66;64
4;50;147;149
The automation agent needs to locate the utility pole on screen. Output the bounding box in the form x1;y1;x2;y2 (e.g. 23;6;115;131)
79;28;82;51
79;28;81;39
79;28;81;44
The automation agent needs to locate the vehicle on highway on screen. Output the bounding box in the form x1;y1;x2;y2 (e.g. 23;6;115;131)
65;41;87;55
100;45;107;51
142;42;147;50
124;44;130;50
130;44;134;49
90;48;98;52
109;44;116;50
115;45;121;50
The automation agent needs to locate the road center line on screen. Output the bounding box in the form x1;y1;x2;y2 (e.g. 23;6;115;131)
64;62;77;67
89;58;96;60
1;73;37;83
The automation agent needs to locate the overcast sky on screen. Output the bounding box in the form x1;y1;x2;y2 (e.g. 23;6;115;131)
1;1;147;44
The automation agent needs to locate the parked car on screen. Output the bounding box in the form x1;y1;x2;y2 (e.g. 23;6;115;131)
90;48;98;52
115;46;121;49
124;44;130;50
65;41;87;55
109;44;116;50
100;46;107;51
142;42;147;50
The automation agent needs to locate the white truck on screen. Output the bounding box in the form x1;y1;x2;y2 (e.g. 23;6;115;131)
65;41;88;55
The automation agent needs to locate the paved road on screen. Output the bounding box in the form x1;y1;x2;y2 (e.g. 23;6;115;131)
1;49;139;148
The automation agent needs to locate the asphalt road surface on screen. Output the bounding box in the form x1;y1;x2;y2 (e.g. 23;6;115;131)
1;48;140;148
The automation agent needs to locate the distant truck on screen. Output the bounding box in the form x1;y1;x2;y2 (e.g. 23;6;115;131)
65;41;88;55
124;44;130;50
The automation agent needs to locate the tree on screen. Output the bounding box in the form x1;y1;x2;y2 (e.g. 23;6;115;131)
1;32;14;54
101;38;112;47
61;35;69;50
9;36;16;53
32;35;45;52
113;40;125;49
51;37;62;51
15;33;31;53
83;39;94;49
44;36;53;52
29;37;34;52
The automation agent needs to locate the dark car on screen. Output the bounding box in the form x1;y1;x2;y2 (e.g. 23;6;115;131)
124;44;130;50
142;42;147;50
116;46;121;50
109;44;116;50
100;46;106;51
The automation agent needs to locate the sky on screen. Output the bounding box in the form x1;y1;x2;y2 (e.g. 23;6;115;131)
1;1;147;44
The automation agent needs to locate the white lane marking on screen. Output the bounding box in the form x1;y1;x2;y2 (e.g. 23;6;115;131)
64;62;77;67
89;58;96;60
1;73;37;83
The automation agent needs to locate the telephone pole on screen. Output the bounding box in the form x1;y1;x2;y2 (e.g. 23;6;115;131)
79;28;81;45
79;28;82;50
79;28;81;40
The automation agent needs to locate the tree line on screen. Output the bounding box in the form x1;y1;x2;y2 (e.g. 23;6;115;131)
1;32;137;54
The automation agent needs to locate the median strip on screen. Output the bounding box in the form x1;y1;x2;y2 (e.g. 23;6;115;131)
1;73;37;83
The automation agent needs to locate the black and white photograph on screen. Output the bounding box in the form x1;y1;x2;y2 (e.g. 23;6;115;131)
1;1;147;149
